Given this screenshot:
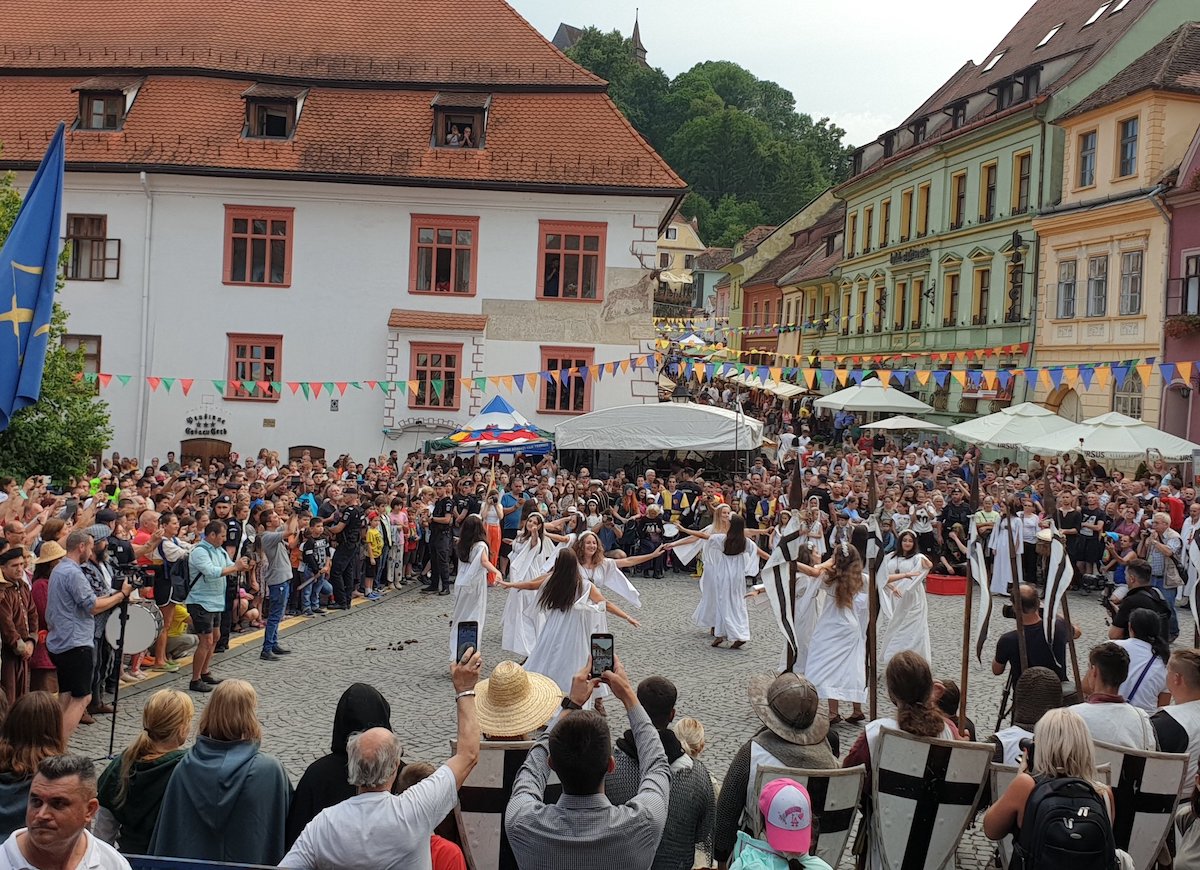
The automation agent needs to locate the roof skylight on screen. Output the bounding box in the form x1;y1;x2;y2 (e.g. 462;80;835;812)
1083;3;1111;27
1110;0;1132;12
983;51;1005;72
1037;23;1063;47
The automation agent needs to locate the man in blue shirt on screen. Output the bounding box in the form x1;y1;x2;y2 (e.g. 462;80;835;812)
46;529;131;739
186;521;250;694
499;478;529;574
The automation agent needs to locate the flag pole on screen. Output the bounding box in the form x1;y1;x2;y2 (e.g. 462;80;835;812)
959;457;979;733
867;454;879;721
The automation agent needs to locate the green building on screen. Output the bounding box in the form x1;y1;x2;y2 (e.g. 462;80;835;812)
833;0;1195;420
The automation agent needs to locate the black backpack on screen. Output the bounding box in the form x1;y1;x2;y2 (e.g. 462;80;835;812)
1011;776;1117;870
161;542;198;605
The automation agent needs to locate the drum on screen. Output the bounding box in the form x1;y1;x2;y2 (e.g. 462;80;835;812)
106;600;164;653
1035;528;1052;557
663;523;680;538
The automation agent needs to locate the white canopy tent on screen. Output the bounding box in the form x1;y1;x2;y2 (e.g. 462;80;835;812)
862;415;945;432
723;370;809;399
677;333;706;347
946;402;1075;450
1022;411;1200;460
814;380;933;414
555;402;764;452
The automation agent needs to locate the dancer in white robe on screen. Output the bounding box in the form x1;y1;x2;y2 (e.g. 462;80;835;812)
672;515;769;648
501;547;640;708
989;498;1024;596
877;529;932;666
499;513;570;657
448;516;500;662
798;541;868;724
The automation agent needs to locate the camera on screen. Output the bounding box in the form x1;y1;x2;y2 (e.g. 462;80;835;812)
1001;603;1016;620
1100;580;1125;615
1019;737;1035;767
112;563;154;589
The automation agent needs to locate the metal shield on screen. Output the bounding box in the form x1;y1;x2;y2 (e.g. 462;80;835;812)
1092;740;1187;870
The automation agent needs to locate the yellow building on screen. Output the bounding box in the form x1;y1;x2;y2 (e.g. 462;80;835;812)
1033;25;1200;423
653;214;708;316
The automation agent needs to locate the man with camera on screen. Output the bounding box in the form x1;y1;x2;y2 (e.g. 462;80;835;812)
992;584;1075;683
260;507;300;662
1107;557;1174;643
1132;513;1182;640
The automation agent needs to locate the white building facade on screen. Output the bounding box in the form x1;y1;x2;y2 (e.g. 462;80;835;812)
1;0;686;463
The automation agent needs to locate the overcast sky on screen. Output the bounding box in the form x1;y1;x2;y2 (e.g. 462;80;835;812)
511;0;1031;146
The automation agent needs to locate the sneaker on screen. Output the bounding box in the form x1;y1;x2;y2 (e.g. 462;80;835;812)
302;609;313;617
272;646;292;655
419;586;438;594
150;660;180;673
200;672;223;686
260;651;279;662
189;680;214;693
438;588;451;596
312;607;327;615
366;592;381;601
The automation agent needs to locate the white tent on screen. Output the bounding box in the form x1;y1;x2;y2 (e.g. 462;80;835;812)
1022;411;1200;460
946;402;1076;450
677;333;706;347
724;370;809;399
814;380;933;414
862;415;945;432
554;402;763;452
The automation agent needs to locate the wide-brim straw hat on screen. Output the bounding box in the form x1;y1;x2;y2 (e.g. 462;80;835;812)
475;661;563;738
748;673;829;746
1013;666;1064;730
34;541;67;564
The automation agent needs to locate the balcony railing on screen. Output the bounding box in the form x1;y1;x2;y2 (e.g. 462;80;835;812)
855;325;865;335
932;392;949;411
971;314;987;326
1004;309;1023;323
959;396;979;414
943;317;957;328
910;319;922;330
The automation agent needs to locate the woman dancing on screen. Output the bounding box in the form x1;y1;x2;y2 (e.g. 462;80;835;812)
499;513;569;657
675;516;768;649
798;541;868;724
877;530;932;666
447;515;500;662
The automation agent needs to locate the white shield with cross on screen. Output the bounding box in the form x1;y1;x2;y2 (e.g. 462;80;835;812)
873;728;992;870
754;763;865;870
1092;740;1187;870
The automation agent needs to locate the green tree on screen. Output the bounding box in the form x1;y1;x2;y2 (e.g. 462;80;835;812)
0;160;112;480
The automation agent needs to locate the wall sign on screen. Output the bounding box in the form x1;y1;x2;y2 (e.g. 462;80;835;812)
184;411;228;437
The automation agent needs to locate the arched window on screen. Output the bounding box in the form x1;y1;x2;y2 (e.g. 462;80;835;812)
1112;369;1143;419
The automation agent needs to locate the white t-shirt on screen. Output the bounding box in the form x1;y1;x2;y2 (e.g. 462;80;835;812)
2;829;131;870
280;764;457;870
1068;701;1157;751
1114;638;1168;712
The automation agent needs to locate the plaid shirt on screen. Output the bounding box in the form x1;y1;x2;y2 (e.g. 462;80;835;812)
506;705;669;870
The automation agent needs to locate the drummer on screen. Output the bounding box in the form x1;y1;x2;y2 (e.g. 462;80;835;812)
663;476;691;570
634;504;668;579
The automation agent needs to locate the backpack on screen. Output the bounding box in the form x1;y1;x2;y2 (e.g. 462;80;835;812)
1011;776;1117;870
161;542;199;605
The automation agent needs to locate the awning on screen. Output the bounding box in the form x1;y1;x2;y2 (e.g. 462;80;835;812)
555;402;762;451
659;271;694;284
814;380;933;413
723;371;808;399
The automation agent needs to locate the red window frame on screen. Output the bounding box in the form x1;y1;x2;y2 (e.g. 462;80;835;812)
537;220;606;301
226;333;282;402
408;215;479;296
223;205;294;287
409;342;462;411
541;346;594;415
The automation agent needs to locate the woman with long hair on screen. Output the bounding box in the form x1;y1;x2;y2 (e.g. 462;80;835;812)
571;529;661;608
29;546;61;694
989;496;1024;596
149;680;291;865
0;691;63;837
801;542;868;724
448;515;500;663
677;515;768;649
97;689;194;853
984;708;1115;844
1115;608;1171;712
503;548;639;707
500;513;568;657
877;530;932;666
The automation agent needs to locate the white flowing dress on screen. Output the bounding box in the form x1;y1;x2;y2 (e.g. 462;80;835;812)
988;517;1023;595
523;579;609;707
705;534;760;643
671;525;712;567
500;536;555;656
692;536;724;630
449;541;489;662
803;574;869;704
877;552;932;666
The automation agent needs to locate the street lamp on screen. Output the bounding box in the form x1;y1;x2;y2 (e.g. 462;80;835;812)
670;380;693;404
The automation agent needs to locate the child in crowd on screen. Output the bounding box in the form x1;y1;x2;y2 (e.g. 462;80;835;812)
300;517;332;616
728;779;832;869
365;511;383;600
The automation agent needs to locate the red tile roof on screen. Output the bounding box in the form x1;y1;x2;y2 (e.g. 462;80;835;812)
0;76;685;191
0;0;604;88
730;225;777;263
694;247;733;270
388;309;488;331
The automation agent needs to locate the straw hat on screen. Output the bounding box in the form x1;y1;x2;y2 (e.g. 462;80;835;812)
1013;667;1063;730
747;673;829;746
34;541;67;564
475;661;563;738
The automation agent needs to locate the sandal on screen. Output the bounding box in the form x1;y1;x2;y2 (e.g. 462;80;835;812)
729;640;746;650
828;714;844;725
711;637;725;647
847;713;866;723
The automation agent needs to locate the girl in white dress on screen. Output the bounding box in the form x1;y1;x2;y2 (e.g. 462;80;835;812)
502;547;640;707
989;497;1024;595
571;530;658;609
673;515;769;649
877;530;932;666
499;513;569;658
800;501;827;557
448;516;500;662
797;541;868;724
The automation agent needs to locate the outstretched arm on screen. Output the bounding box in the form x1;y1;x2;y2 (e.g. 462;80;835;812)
501;571;549;591
615;547;663;569
589;584;639;627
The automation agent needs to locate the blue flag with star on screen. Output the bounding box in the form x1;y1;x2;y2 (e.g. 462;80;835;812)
0;123;64;431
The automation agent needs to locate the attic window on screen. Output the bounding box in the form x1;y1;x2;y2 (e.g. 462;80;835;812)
73;76;142;131
1110;0;1131;11
1037;23;1063;47
996;80;1016;110
825;234;838;257
241;84;307;140
910;119;927;145
432;93;490;149
882;134;895;158
1083;3;1111;27
948;102;968;130
983;51;1005;73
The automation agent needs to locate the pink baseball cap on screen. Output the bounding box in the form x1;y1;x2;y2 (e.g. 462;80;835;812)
759;778;813;855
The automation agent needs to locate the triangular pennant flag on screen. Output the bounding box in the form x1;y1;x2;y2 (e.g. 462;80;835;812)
81;372;97;384
161;377;175;392
1094;366;1110;390
915;369;931;386
1136;363;1152;388
501;375;514;392
933;370;949;388
300;382;311;399
1022;369;1038;388
850;369;865;384
475;377;488;392
211;379;226;393
836;368;849;386
1178;361;1193;384
1062;368;1079;389
820;369;835;387
877;369;892;388
116;374;132;387
619;359;630;373
981;370;996;390
331;382;346;395
1077;367;1094;390
147;376;161;392
243;381;258;396
1048;367;1064;390
430;378;443;399
366;380;378;391
179;378;193;396
1112;364;1129;389
257;380;272;395
951;371;967;387
996;369;1013;389
97;373;113;388
287;382;301;395
1160;363;1177;386
349;382;362;390
769;367;782;381
312;382;324;397
892;370;910;387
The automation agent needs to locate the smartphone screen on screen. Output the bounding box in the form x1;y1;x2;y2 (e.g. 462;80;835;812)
456;621;479;662
590;633;614;678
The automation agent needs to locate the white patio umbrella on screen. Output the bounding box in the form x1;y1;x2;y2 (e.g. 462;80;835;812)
813;379;933;414
1022;411;1200;460
862;415;945;432
677;332;706;347
946;402;1076;450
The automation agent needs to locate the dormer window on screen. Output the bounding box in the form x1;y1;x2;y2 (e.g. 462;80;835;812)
882;134;895;158
432;93;490;149
947;102;968;130
242;84;307;139
73;76;142;131
996;80;1016;110
1022;67;1042;99
910;119;927;145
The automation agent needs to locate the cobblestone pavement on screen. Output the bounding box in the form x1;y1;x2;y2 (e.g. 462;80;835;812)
71;574;1189;869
